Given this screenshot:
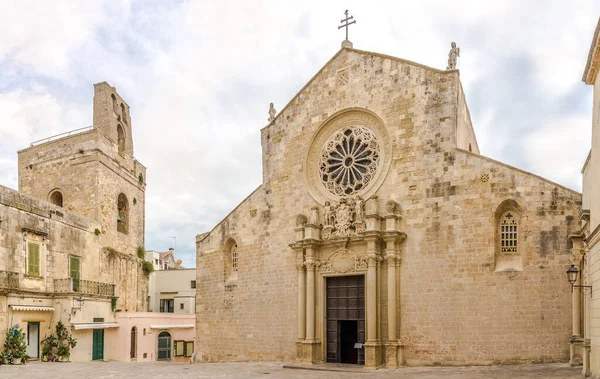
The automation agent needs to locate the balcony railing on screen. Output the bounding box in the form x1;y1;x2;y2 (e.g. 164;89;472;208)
0;271;19;291
30;126;93;146
54;278;115;297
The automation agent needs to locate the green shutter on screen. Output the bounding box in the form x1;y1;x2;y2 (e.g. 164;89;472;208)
28;243;40;277
70;256;80;280
70;256;81;292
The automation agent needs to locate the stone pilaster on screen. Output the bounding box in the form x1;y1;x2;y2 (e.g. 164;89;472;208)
570;236;584;367
382;212;406;368
296;261;306;359
303;257;319;363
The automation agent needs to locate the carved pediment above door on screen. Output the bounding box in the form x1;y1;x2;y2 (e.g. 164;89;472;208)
319;248;368;274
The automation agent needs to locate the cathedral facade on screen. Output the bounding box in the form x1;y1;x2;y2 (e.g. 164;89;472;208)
195;43;581;367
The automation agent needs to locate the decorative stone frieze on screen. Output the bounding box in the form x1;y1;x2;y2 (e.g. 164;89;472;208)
318;248;368;274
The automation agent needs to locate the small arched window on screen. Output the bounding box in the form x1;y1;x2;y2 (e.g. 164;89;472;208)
232;243;238;272
130;326;137;359
117;124;125;155
224;239;238;282
468;143;472;152
49;190;63;207
121;103;127;124
494;200;522;272
111;94;118;113
500;212;517;254
117;193;129;234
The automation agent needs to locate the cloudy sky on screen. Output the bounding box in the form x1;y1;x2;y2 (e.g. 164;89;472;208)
0;1;598;266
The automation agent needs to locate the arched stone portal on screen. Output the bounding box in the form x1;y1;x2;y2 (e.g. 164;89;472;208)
290;196;406;368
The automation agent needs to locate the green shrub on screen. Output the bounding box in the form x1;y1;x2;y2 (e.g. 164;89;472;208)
142;261;154;276
136;246;145;259
111;297;118;312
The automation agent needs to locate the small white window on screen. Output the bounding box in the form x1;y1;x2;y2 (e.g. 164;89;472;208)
232;244;238;272
500;212;518;254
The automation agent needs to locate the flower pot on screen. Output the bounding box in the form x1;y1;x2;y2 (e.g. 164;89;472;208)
13;357;21;365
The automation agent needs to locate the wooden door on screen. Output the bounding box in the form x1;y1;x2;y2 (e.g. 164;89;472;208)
92;329;104;361
326;275;365;365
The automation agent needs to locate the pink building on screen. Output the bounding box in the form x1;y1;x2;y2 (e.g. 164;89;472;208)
109;313;195;362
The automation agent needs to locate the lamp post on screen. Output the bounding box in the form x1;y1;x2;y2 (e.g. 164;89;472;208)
567;264;592;294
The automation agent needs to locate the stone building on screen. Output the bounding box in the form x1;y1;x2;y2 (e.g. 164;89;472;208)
572;16;600;378
195;40;581;368
0;82;147;361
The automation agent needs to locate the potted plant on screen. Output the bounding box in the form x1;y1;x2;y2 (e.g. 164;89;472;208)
3;325;28;364
41;334;57;362
41;322;76;362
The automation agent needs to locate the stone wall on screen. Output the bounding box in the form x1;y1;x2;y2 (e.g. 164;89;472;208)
456;82;479;153
0;184;99;346
18;130;102;220
196;47;581;365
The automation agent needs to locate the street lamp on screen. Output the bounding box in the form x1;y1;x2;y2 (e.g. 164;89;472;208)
566;264;592;294
72;296;85;314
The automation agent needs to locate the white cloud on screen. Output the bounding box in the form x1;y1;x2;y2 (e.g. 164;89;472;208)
0;0;597;264
524;115;590;189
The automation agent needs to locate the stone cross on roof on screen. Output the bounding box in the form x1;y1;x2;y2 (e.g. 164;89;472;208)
338;10;356;45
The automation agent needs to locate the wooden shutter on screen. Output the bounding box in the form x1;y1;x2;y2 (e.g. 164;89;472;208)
28;243;40;276
70;256;80;280
185;342;194;357
174;341;184;356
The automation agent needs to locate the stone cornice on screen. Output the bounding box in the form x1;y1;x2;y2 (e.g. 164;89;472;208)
583;17;600;85
382;231;407;242
585;222;600;248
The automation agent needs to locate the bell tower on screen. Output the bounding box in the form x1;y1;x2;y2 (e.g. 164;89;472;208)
93;81;134;157
18;82;146;256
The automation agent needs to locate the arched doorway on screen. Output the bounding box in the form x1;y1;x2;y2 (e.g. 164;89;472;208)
130;326;137;359
157;331;171;360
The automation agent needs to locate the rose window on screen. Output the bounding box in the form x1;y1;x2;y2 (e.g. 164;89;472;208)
319;125;380;196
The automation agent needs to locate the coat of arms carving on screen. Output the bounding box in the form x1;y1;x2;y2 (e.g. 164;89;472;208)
322;196;365;240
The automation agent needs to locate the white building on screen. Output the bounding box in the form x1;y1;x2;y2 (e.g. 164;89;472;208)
146;249;195;314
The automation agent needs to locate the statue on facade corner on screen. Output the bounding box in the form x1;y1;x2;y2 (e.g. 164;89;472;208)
447;42;460;70
354;196;364;224
268;103;276;123
309;206;320;225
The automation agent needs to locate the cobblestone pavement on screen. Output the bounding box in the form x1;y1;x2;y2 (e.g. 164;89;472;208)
0;361;582;378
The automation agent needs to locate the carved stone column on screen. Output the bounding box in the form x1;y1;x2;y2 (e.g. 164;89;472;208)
302;246;319;364
363;230;382;369
366;254;378;343
385;253;398;368
305;259;316;343
297;262;306;341
291;234;307;362
383;213;406;368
